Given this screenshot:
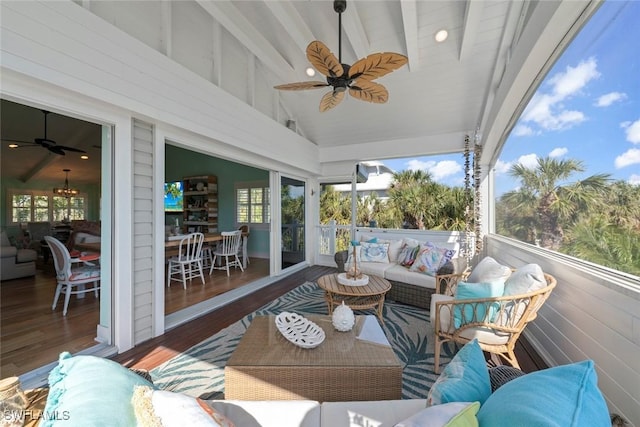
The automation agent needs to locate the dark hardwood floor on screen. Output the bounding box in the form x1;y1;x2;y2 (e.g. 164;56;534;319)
0;257;270;377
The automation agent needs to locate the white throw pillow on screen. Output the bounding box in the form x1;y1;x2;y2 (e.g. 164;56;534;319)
504;263;546;295
467;257;511;283
132;386;235;427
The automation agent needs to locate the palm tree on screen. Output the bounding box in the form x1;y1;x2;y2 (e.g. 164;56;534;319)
388;170;438;229
564;215;640;276
501;157;610;250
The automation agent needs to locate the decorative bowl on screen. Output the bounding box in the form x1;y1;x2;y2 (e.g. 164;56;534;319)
337;273;369;287
275;312;325;349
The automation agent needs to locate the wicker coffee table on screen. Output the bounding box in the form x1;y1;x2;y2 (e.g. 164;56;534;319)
224;315;402;401
317;273;391;323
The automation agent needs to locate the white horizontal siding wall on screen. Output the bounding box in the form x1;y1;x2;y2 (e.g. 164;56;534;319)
132;120;155;344
0;1;320;177
486;234;640;426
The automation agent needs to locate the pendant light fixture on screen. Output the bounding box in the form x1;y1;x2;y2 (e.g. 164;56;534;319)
53;169;79;198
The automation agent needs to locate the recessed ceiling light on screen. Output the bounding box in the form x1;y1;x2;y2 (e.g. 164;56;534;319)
81;155;89;160
305;67;316;77
8;144;18;148
435;29;448;43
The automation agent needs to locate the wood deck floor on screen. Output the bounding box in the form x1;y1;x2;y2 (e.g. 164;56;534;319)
113;265;547;374
2;262;545;379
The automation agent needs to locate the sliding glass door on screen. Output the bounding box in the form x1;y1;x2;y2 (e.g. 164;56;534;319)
281;177;305;269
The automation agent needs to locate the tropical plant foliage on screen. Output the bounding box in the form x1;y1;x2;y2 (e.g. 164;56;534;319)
320;157;639;276
496;157;640;276
319;170;471;253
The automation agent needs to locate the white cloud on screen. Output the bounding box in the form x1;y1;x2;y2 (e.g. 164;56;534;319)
520;57;599;132
624;118;640;144
549;147;568;157
595;91;627;107
615;148;640;169
512;124;534;137
406;159;462;181
629;174;640;186
517;153;539;169
494;159;511;175
548;57;600;97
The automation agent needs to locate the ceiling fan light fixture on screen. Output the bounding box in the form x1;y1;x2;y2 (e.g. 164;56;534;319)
8;144;18;148
53;169;79;198
273;0;407;112
81;155;89;160
435;29;448;43
305;67;316;77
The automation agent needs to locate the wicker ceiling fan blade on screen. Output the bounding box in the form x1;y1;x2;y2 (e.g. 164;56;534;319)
319;90;345;112
349;52;408;81
349;80;389;104
274;81;330;91
306;41;344;78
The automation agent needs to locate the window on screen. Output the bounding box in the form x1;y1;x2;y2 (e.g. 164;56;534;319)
236;182;270;227
494;1;640;276
7;190;86;224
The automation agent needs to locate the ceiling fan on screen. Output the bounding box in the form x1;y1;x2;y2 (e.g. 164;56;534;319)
274;0;408;112
1;109;86;156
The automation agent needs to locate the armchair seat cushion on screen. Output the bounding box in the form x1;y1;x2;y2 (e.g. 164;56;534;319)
16;248;38;263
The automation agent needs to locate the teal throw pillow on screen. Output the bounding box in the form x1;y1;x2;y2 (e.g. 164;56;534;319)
42;352;155;427
477;360;610;427
453;281;505;328
426;339;491;406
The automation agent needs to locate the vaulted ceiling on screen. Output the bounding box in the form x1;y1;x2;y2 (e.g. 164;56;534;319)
0;1;598;184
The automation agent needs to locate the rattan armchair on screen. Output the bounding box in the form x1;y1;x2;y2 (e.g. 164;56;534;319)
432;269;556;373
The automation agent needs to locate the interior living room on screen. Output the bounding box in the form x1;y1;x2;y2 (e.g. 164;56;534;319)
1;0;638;425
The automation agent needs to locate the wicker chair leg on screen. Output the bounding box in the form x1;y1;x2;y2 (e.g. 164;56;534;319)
434;336;443;374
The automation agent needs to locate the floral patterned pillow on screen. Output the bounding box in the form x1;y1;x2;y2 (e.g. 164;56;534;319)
398;244;420;266
359;242;390;263
409;243;455;276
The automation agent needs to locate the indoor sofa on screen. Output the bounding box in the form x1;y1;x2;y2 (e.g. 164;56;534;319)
0;230;37;281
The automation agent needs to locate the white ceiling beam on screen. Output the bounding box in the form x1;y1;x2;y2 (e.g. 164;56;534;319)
263;2;315;56
400;0;419;71
459;1;484;61
341;2;369;60
196;0;294;78
160;1;172;57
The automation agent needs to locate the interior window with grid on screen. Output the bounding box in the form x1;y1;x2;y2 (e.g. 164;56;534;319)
236;183;270;227
8;190;86;224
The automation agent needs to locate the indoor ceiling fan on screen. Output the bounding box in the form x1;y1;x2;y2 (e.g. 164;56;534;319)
274;0;408;112
1;109;86;156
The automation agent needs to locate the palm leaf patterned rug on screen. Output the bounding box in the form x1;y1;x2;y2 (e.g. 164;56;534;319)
150;281;455;400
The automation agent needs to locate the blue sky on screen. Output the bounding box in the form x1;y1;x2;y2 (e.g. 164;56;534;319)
380;1;639;197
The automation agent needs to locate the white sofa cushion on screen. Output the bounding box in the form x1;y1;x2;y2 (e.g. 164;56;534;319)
358;261;395;277
385;264;437;289
210;400;320;427
320;399;428;427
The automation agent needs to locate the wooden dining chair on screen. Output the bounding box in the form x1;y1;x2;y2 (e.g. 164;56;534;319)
45;236;101;316
167;232;205;288
209;230;244;276
238;224;250;267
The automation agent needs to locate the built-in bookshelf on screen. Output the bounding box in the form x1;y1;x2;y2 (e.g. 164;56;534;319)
182;175;218;234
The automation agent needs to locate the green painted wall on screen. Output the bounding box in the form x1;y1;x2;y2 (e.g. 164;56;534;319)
165;145;270;257
0;177;101;226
